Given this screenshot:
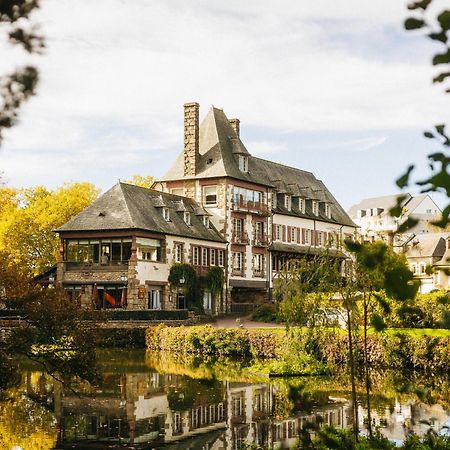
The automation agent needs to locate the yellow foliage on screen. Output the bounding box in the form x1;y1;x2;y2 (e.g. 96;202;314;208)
0;182;99;277
123;174;154;189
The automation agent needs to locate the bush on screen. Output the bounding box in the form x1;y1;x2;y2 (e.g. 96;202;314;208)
250;303;280;323
96;328;146;348
83;309;189;321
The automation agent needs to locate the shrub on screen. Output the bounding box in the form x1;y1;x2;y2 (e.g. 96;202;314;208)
250;303;279;323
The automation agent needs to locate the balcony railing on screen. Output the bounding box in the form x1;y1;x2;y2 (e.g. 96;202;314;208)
252;234;268;247
231;232;249;245
64;261;128;272
253;270;265;278
231;199;269;215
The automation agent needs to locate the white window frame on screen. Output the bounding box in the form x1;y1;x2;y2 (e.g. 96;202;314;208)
201;247;208;266
203;216;210;228
232;252;243;272
305;229;311;245
162;207;170;221
148;289;162;310
218;250;225;267
175;243;183;263
275;224;282;241
284;195;291;210
238;155;248;172
193;246;199;265
203;291;212;311
312;201;319;216
184;211;191;225
210;248;216;266
171;188;183;196
299;198;305;213
290;227;296;242
253;254;264;273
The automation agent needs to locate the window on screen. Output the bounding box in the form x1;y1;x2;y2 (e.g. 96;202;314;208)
173;412;182;434
232;252;243;272
163;207;170;221
233;186;263;207
290;227;296;242
305;229;311;244
420;263;426;274
138;238;162;262
253;254;264;275
272;194;277;209
238;155;248;172
426;209;432;214
233;217;244;236
148;289;162;310
193;246;199;265
312;201;319;216
183;211;191;225
174;243;183;263
210;248;216;266
203;185;218;206
171;188;183;196
325;203;331;218
299;198;305;213
275;224;282;240
203;216;210;228
255;221;264;240
201;247;208;266
411;264;417;274
203;291;212;311
284;195;291;210
218;249;225;267
65;238;132;263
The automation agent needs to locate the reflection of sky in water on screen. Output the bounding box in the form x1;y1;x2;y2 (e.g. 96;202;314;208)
3;352;449;449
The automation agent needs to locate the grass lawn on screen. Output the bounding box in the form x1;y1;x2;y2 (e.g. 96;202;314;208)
251;326;450;338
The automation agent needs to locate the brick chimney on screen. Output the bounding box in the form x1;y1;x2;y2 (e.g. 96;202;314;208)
183;102;199;176
229;118;240;137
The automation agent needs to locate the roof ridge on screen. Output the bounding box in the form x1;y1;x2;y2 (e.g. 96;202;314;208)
252;155;314;176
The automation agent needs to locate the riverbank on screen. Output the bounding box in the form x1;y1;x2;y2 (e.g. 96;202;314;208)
145;325;450;375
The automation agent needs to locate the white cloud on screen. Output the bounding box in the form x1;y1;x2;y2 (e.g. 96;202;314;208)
311;136;388;152
246;141;288;155
0;0;449;189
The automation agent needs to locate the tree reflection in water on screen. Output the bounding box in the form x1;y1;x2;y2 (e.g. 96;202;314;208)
0;350;448;449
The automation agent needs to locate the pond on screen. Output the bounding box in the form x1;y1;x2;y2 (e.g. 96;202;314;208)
1;349;449;449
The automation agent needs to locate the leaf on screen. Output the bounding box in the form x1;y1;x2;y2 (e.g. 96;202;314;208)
429;32;448;43
396;217;419;233
433;49;450;66
423;131;434;138
433;71;450;83
407;0;432;10
435;124;446;136
374;293;391;314
437;10;450;31
344;239;362;253
396;164;414;188
404;17;426;30
371;314;387;332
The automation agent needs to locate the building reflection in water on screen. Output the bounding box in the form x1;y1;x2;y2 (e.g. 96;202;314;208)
20;370;450;449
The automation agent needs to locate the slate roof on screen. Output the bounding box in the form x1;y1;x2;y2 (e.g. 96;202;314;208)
160;106;355;228
56;183;226;243
404;233;450;259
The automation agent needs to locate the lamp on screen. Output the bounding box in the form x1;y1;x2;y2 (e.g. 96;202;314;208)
48;275;55;284
120;273;128;283
179;277;185;285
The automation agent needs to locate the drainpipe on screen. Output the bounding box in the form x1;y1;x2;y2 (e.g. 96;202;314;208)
225;241;230;314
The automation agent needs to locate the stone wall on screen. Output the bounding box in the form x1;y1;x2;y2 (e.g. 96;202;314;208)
183;102;199;176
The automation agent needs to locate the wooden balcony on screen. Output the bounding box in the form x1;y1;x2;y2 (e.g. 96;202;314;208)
231;199;270;215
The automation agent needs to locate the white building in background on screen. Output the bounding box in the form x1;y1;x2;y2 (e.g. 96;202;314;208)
348;193;441;244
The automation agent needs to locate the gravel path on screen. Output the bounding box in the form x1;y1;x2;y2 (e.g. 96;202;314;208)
212;315;284;329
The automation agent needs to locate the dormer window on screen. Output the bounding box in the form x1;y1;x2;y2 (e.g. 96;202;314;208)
312;201;319;216
203;216;210;228
184;211;191;225
325;203;331;219
299;198;305;214
284;195;292;211
238;155;248;172
163;208;170;221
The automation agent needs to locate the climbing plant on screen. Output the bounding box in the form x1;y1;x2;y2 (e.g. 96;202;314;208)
168;263;202;311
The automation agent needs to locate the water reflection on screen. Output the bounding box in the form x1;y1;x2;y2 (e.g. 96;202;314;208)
4;351;449;449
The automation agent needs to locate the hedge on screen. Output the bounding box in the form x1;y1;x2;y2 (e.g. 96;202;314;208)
146;325;450;373
96;327;146;348
83;309;190;321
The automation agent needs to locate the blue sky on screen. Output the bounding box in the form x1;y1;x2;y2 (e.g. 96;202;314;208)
0;0;449;210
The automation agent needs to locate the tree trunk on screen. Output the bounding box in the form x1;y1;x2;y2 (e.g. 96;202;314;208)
363;297;373;438
347;306;359;442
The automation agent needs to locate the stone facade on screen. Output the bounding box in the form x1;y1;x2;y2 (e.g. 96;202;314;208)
183;102;199;177
228;118;240;137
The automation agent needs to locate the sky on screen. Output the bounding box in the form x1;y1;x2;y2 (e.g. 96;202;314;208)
0;0;449;210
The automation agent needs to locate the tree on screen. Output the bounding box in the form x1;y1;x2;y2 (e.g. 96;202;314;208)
0;0;44;144
0;182;99;276
123;175;154;189
396;2;450;228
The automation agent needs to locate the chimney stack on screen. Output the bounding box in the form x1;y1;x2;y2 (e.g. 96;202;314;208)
229;118;240;137
183;102;199;176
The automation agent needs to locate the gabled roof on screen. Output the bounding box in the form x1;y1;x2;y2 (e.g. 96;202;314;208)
160;106;355;228
161;107;268;186
348;193;412;218
404;233;450;259
56;183;225;243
